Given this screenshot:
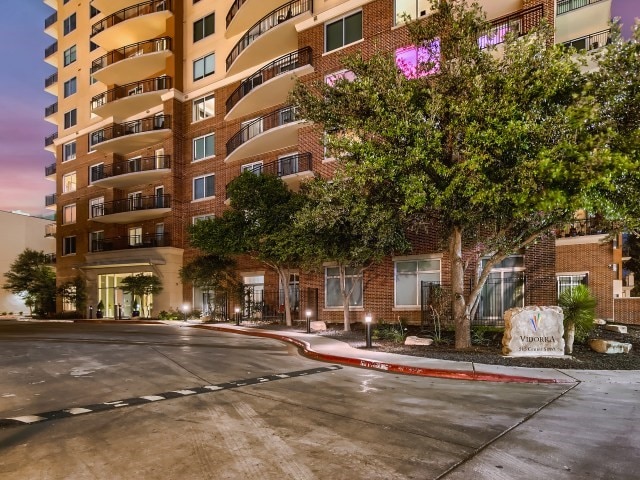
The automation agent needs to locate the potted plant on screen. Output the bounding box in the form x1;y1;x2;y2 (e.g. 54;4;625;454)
96;300;104;319
131;299;140;317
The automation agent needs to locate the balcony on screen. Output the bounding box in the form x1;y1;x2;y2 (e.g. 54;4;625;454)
44;102;58;123
557;0;607;15
556;217;612;240
563;29;610;51
44;12;57;38
91;0;173;51
226;106;304;163
45;223;56;238
45;72;58;94
45;162;56;180
45;193;57;210
91;194;171;224
91;37;172;86
89;114;171;155
44;41;57;66
91;76;172;119
225;0;312;75
90;155;171;188
91;0;140;17
45;132;57;152
43;253;56;265
478;4;544;49
225;47;314;121
226;0;285;39
91;232;171;252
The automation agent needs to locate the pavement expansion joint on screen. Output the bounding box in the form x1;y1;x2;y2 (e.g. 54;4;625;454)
0;365;342;430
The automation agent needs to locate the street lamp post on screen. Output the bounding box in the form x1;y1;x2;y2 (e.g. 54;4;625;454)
306;309;312;334
365;314;372;348
235;306;241;326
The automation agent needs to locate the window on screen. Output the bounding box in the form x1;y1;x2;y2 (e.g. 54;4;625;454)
62;172;76;193
63;77;77;97
193;53;215;81
325;11;362;52
325;267;363;308
129;227;143;246
90;5;100;18
194;13;215;42
63;236;76;256
63;45;76;66
89;231;104;252
63;204;76;224
394;258;440;307
62;285;76;311
395;41;440;79
155;186;165;208
64;109;77;129
90;41;99;52
193;174;215;200
89;164;104;183
128;192;143;210
193;133;215;161
394;0;432;25
192;94;215;121
242;161;263;175
89;196;104;218
63;13;76;35
242;117;263;140
90;130;104;149
192;214;215;224
478;256;525;321
63;141;76;162
557;274;588;297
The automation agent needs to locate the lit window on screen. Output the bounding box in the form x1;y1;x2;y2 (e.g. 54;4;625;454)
63;236;76;255
194;13;215;42
63;141;76;162
193;133;215;161
62;172;76;193
63;45;76;66
394;258;440;306
193;53;215;81
63;204;76;224
325;267;363;307
325;11;362;52
89;196;104;218
394;0;432;26
63;77;77;97
193;174;215;200
63;13;76;35
395;41;440;78
193;94;215;121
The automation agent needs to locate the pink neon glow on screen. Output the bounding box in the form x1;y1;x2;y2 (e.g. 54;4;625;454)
325;69;357;86
478;25;510;49
395;40;440;79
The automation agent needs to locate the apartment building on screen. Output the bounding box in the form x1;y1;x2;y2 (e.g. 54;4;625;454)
41;0;622;322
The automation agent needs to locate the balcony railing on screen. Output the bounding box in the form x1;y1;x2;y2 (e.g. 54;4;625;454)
91;232;171;252
89;114;171;147
45;132;58;147
45;194;57;207
226;0;249;28
226;106;298;155
45;102;58;117
92;194;171;218
45;72;58;89
556;217;612;238
226;0;312;71
91;37;172;74
45;41;58;58
45;223;56;238
563;29;610;51
91;0;172;37
45;12;57;29
226;47;312;114
91;76;172;110
43;253;56;264
557;0;607;15
45;163;56;177
90;155;170;182
479;4;544;49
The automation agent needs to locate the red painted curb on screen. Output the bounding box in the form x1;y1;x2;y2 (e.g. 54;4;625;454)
194;325;574;385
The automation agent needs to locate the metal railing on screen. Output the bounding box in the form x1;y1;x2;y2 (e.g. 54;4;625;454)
91;194;171;218
45;41;58;58
45;223;56;238
91;0;172;37
90;155;170;182
226;0;312;71
45;12;57;29
239;286;300;321
479;4;544;49
91;37;172;74
226;0;249;28
89;114;171;147
45;132;58;147
45;72;58;89
45;102;58;117
226;47;312;114
563;29;610;51
45;194;57;207
557;0;606;15
556;217;611;237
226;106;298;155
91;232;171;252
45;163;56;177
91;76;172;110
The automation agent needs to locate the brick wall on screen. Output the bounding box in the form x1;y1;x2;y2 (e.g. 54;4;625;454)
613;298;640;325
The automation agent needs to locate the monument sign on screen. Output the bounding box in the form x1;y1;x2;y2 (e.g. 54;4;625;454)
502;306;565;357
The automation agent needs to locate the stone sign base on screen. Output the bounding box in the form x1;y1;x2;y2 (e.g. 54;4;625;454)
502;306;565;357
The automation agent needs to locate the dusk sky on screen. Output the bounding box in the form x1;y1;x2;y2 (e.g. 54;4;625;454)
0;1;636;218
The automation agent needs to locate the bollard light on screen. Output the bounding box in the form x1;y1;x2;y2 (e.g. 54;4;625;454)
365;314;372;348
306;309;312;334
182;303;189;322
235;306;241;326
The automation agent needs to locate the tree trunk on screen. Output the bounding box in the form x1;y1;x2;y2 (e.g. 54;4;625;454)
340;266;351;331
450;226;471;349
277;268;293;327
565;321;575;355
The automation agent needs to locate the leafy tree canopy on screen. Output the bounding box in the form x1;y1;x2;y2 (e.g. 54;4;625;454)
3;248;56;315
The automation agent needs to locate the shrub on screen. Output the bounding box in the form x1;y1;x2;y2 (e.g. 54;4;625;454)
158;309;181;320
372;319;408;343
558;284;597;343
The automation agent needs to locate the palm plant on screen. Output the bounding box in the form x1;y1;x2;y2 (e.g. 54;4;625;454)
558;284;597;354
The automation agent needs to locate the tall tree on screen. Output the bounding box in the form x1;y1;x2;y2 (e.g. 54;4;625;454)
189;171;308;326
57;276;87;315
3;248;56;315
120;273;163;318
292;0;632;348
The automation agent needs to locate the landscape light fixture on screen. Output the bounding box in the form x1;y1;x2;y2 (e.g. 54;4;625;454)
306;309;312;334
365;314;372;348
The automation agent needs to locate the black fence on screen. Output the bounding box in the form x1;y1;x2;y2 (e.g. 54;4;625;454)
238;286;301;322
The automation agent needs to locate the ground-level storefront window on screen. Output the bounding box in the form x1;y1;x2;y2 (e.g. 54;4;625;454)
98;273;154;318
